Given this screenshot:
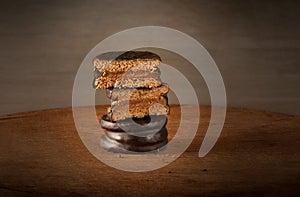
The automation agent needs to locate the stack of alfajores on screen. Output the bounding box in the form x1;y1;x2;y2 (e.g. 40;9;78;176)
93;51;169;152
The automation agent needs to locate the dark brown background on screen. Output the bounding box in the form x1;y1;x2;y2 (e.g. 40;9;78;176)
0;0;299;116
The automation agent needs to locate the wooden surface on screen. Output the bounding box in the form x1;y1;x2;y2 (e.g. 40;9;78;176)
0;105;299;196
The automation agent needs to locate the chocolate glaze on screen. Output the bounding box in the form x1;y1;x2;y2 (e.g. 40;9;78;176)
100;135;168;153
104;126;168;146
100;114;167;135
94;51;161;61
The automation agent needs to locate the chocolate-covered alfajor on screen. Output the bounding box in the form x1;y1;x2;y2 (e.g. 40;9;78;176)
93;51;169;152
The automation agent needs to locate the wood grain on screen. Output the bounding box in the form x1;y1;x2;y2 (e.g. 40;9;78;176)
0;105;299;196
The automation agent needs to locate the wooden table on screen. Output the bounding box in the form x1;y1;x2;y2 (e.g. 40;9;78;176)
0;105;299;196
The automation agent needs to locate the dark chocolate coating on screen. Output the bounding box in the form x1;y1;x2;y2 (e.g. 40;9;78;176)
100;135;168;153
100;114;167;136
94;51;161;61
104;126;168;146
100;115;121;131
100;114;168;152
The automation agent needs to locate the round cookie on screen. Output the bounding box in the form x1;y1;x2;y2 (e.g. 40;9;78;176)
99;114;168;152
